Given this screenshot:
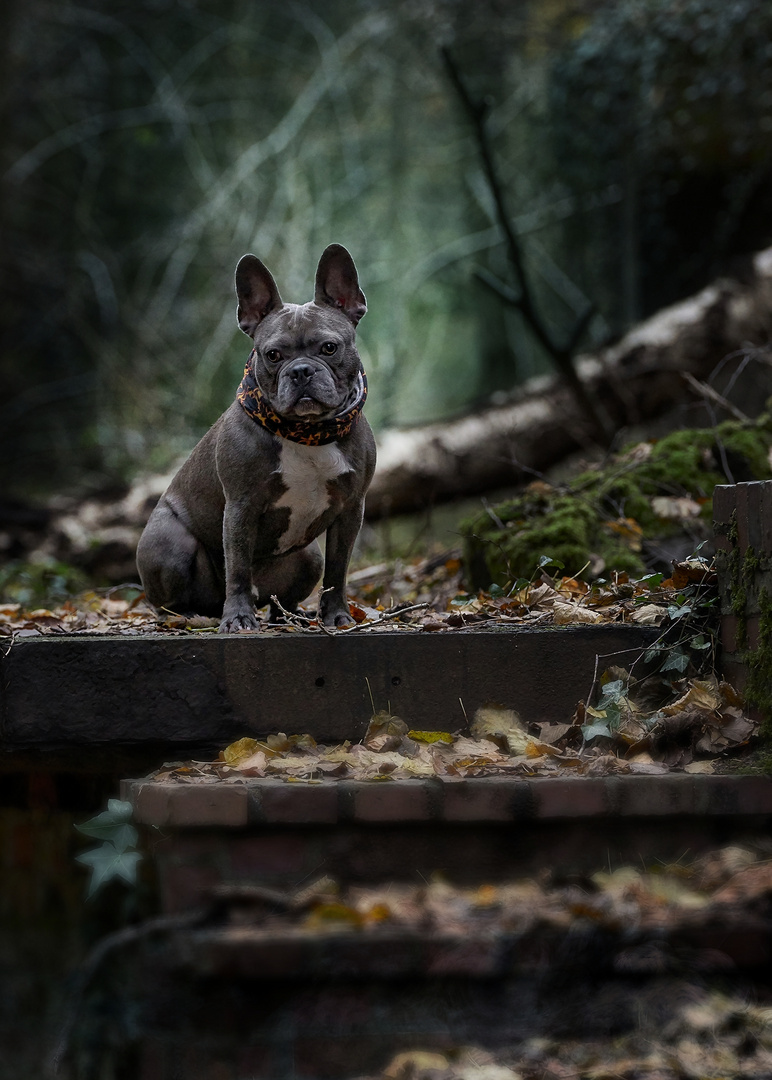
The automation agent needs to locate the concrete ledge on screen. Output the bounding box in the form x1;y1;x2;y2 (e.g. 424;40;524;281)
0;625;658;755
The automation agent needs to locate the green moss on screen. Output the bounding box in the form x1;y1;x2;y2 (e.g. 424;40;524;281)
463;490;645;586
745;586;772;740
461;413;772;588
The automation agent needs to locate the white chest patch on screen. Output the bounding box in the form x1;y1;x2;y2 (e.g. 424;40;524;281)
273;441;351;553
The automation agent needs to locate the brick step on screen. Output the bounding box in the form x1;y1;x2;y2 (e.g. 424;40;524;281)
122;774;772;912
170;912;772;981
119;869;772;1080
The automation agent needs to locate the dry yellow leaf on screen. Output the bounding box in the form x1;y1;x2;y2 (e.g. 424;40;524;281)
408;730;454;744
305;902;364;928
383;1051;451;1079
684;760;716;774
662;678;722;716
221;737;260;766
363;902;392;923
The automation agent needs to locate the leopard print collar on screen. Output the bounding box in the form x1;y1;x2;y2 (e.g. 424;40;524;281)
237;348;367;445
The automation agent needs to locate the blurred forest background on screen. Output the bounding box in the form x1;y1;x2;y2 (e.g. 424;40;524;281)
3;0;772;502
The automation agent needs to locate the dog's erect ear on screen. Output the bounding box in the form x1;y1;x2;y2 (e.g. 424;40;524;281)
314;244;367;326
235;255;283;337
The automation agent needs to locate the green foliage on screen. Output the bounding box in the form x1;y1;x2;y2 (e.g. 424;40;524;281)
461;413;772;587
0;560;88;607
738;585;772;741
581;678;627;741
5;0;772;502
75;799;141;900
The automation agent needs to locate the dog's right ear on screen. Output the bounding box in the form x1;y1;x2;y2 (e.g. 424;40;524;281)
235;255;283;337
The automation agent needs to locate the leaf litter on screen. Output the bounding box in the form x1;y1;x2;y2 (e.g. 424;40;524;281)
0;553;715;638
197;845;772;1079
354;994;772;1080
153;650;756;784
3;554;758;770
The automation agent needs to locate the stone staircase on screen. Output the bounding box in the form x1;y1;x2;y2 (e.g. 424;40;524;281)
115;769;772;1079
3;482;772;1079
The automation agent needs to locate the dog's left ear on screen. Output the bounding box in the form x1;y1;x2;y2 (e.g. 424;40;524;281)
314;244;367;326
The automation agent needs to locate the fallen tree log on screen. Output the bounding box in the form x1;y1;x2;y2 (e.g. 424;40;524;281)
5;250;772;584
365;247;772;517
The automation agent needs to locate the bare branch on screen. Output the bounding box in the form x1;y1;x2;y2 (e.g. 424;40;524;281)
441;47;613;444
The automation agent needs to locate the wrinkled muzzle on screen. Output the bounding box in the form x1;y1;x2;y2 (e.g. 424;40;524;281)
275;361;341;416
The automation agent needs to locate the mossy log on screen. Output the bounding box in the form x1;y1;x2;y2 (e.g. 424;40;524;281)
461;414;772;587
367;248;772;518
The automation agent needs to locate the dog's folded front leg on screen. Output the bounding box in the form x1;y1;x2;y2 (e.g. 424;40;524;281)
319;499;365;628
220;498;261;633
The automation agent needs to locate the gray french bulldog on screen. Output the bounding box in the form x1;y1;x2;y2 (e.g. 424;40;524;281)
136;244;376;632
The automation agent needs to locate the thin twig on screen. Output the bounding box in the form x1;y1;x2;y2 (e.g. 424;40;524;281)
681;371;750;422
269;594;336;636
332;601;431;633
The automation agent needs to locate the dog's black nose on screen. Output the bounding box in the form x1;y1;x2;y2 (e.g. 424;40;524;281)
289;363;315;384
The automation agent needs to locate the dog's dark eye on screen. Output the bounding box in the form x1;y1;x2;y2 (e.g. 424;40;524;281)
320;341;337;356
265;349;282;363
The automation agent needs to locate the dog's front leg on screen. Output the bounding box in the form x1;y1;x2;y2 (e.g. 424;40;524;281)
220;498;261;632
319;499;365;628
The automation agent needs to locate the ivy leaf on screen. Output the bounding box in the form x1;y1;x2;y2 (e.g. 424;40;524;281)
75;801;137;848
660;650;690;673
537;555;565;571
639;572;664;587
77;822;139;850
599;679;625;701
582;720;613;741
76;845;142;899
106;799;134;819
690;634;712;650
667;603;693;620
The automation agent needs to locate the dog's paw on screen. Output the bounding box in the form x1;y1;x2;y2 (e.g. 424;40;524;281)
321;607;355;629
219;611;260;633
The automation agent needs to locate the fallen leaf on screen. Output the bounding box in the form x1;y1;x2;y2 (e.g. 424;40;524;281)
305;901;364;928
536;722;573;745
662;679;722;716
651;495;702;520
684;760;715;774
348;602;369;623
631;603;668;625
408;730;455;744
471;707;530;754
603;517;643;550
235;750;268;776
553;601;603;624
382;1051;451;1079
364;712;409;751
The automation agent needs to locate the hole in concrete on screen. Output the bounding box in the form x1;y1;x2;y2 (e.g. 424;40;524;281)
315;677;325;688
391;676;401;686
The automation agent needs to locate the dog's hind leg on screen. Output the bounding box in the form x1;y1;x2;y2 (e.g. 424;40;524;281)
136;502;224;617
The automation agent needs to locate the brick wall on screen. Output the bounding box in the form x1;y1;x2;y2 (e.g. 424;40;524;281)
714;480;772;734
